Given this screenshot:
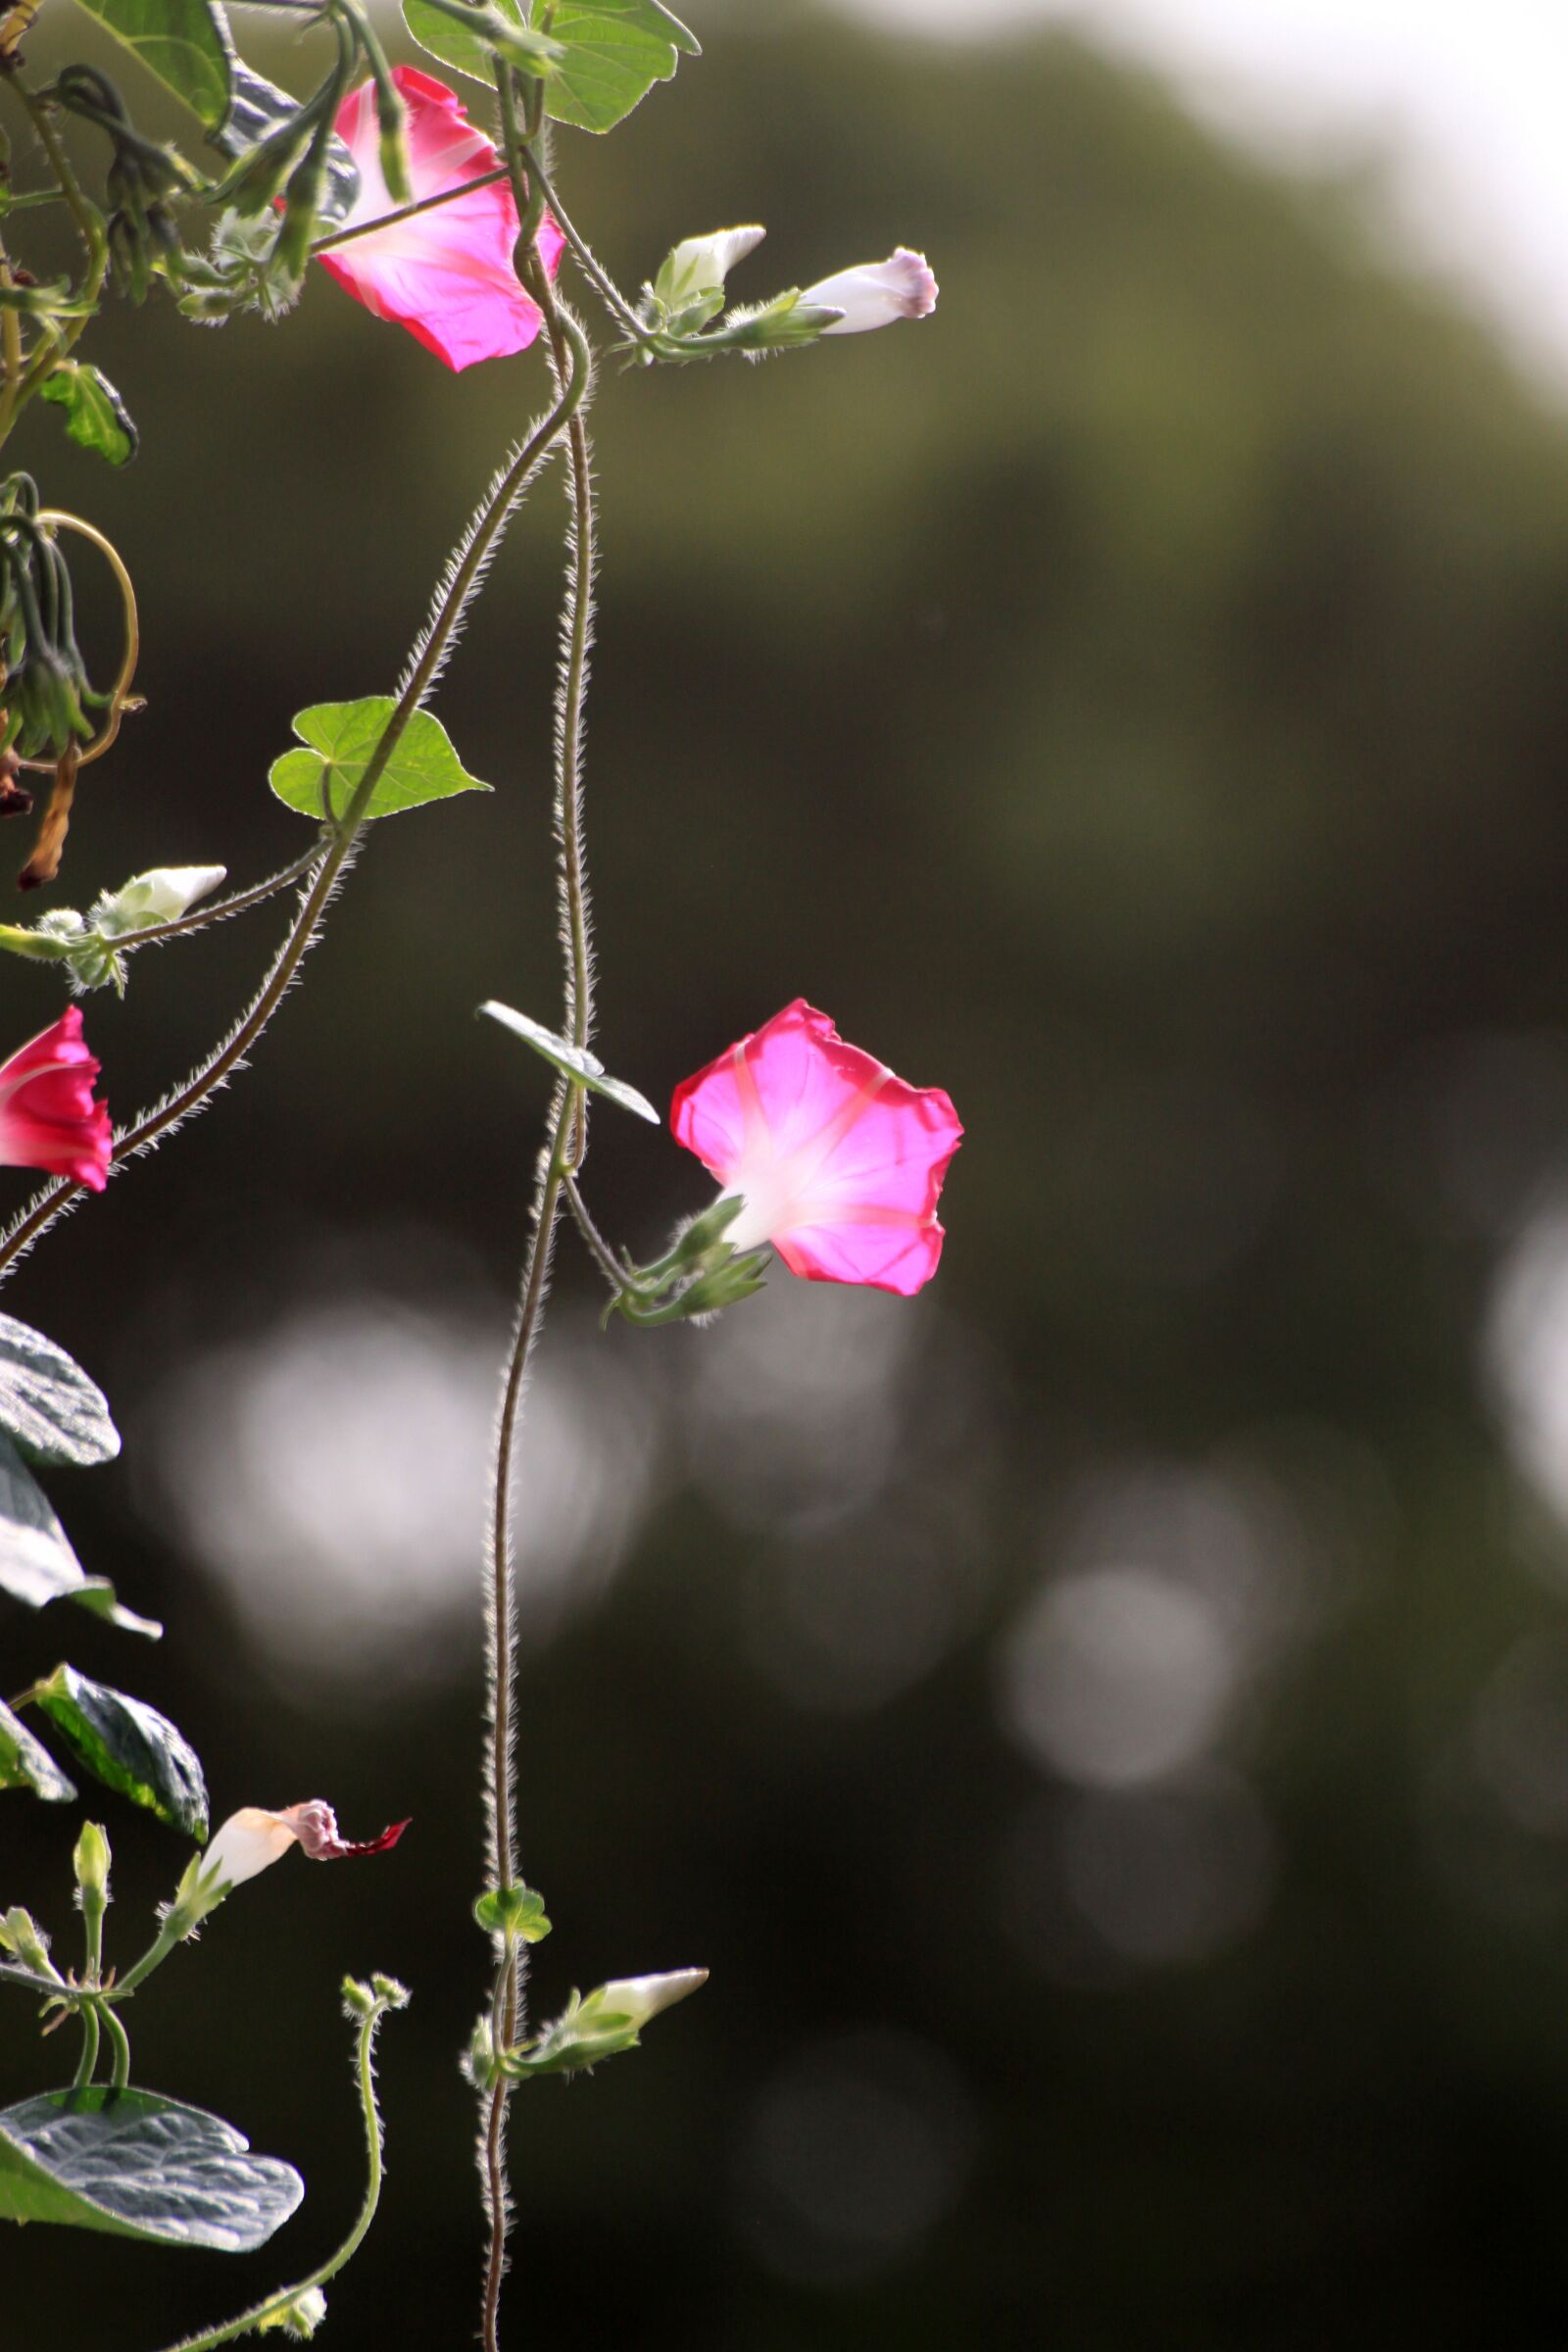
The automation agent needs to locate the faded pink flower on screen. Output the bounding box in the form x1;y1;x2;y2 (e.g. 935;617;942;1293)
802;249;938;334
670;1000;962;1297
318;67;564;371
201;1801;410;1891
0;1007;110;1192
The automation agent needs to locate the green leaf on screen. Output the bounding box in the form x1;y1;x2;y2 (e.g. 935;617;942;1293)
39;365;138;467
541;0;700;133
270;699;492;824
0;1698;75;1803
32;1665;208;1838
0;1430;158;1638
0;2086;302;2247
480;1002;660;1122
68;1579;163;1642
0;1313;120;1468
0;1430;87;1612
68;0;233;128
403;0;563;84
474;1884;552;1940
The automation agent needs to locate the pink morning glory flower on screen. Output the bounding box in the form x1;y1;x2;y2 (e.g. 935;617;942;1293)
670;1000;962;1297
0;1006;111;1192
801;249;938;334
318;67;564;371
201;1801;411;1892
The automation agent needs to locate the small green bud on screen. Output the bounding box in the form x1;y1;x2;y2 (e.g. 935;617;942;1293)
0;1906;58;1979
255;2285;327;2339
340;1976;377;2022
73;1822;111;1903
370;1973;411;2009
464;2012;499;2090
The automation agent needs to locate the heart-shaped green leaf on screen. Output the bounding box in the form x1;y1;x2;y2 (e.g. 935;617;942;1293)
68;0;233;127
0;1698;75;1802
270;699;492;824
540;0;700;133
39;365;138;467
479;1003;660;1121
0;1313;120;1468
32;1665;208;1838
0;2086;303;2247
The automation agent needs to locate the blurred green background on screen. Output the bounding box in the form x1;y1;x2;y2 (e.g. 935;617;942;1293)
11;2;1568;2344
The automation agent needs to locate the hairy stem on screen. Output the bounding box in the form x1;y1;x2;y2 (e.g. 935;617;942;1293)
480;80;600;2352
152;1989;403;2352
0;360;587;1288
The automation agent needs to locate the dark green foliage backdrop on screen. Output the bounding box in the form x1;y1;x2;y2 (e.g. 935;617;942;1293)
9;6;1568;2345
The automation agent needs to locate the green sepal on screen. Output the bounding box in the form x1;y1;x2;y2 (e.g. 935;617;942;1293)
479;1002;659;1122
474;1884;552;1941
270;698;492;824
403;0;564;84
31;1664;208;1838
39;365;138;467
0;2086;303;2247
66;0;234;129
535;0;699;133
0;1313;120;1468
0;1697;75;1802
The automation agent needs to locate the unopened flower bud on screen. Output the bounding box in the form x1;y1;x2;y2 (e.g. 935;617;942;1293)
92;865;226;936
588;1969;709;2031
0;1905;58;1978
256;2285;327;2339
800;248;938;334
654;223;765;315
73;1821;111;1904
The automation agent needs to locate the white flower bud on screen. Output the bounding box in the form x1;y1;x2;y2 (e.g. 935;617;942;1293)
592;1968;709;2029
800;249;938;334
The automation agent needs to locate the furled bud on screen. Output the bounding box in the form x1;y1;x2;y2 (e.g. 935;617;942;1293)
73;1820;111;1905
256;2285;327;2339
0;1905;59;1979
91;865;226;936
654;223;765;317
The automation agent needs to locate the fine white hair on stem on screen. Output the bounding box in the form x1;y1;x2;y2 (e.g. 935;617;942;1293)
397;419;564;710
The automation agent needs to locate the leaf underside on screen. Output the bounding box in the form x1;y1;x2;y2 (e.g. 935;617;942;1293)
69;0;233;128
480;1002;660;1121
0;1695;75;1802
0;1312;121;1468
0;2087;303;2248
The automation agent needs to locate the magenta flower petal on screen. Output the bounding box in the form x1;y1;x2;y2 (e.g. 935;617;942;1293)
0;1006;111;1192
670;1000;962;1297
318;68;564;370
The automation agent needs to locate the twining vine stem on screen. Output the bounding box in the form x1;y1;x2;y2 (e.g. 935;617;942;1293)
0;324;590;1289
478;67;598;2352
152;1988;404;2352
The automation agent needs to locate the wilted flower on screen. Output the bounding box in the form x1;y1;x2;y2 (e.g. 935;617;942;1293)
0;1006;111;1191
318;68;564;370
800;248;938;333
201;1800;410;1892
670;999;961;1296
